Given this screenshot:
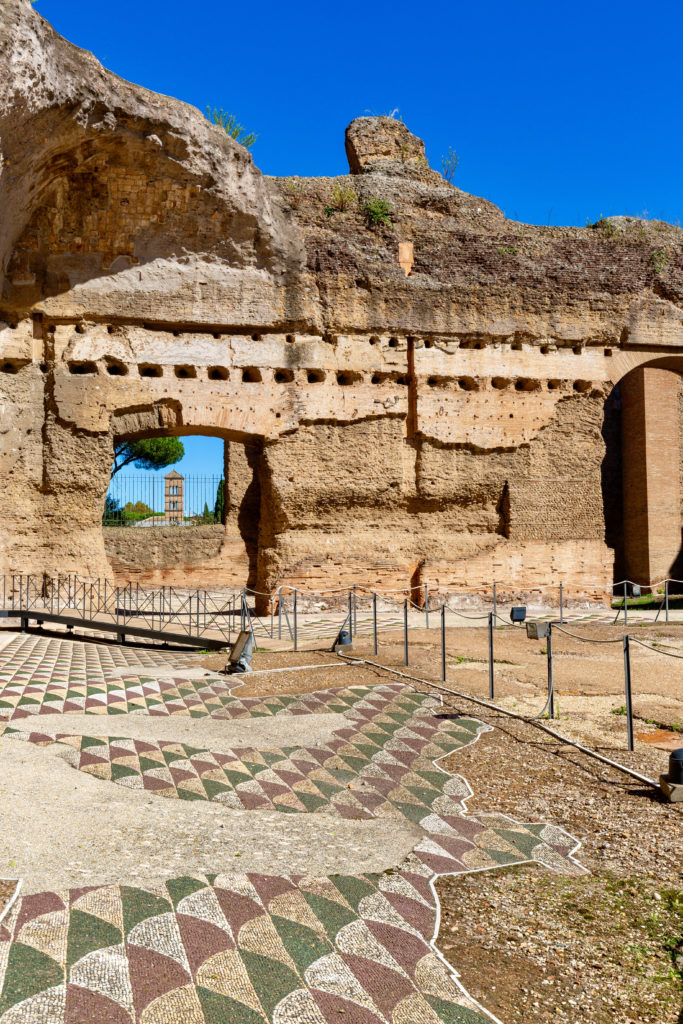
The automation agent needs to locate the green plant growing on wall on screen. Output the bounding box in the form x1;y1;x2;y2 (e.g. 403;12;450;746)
284;178;304;208
362;197;393;228
206;107;257;150
326;181;357;215
499;246;517;256
591;216;618;238
651;250;670;273
441;147;459;184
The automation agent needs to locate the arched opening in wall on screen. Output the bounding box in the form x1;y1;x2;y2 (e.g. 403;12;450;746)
102;426;262;592
602;357;683;592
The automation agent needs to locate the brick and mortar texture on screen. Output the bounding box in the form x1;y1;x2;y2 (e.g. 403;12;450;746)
1;0;682;600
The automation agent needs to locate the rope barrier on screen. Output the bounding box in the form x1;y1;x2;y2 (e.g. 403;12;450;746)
553;625;624;644
631;637;683;660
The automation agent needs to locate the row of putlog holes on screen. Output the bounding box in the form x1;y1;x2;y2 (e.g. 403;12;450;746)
0;359;596;393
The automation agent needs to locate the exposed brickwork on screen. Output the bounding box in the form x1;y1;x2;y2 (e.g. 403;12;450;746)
622;367;682;585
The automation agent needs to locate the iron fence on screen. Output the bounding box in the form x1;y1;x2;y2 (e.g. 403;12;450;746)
0;575;236;646
104;475;224;527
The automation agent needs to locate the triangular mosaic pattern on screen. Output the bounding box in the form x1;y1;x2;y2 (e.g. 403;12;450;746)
0;634;583;1023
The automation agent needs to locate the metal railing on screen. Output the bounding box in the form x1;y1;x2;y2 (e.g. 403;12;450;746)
3;572;683;653
0;575;236;646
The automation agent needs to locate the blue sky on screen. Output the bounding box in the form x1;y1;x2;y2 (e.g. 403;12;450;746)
38;0;681;227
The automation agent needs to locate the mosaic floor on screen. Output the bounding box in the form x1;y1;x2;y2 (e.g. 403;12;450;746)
0;634;583;1023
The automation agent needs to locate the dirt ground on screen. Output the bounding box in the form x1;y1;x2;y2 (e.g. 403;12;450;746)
0;881;18;923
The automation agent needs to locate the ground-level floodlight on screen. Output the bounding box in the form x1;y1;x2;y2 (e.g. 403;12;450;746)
660;748;683;803
331;622;353;653
526;620;549;640
632;584;642;598
226;630;254;673
510;606;527;624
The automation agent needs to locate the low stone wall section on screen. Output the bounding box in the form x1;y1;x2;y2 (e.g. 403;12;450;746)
104;525;225;572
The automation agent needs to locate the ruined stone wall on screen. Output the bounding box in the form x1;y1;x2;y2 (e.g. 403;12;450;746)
1;0;682;598
104;525;225;578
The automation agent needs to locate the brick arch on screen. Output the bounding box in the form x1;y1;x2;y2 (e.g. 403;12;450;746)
612;357;683;588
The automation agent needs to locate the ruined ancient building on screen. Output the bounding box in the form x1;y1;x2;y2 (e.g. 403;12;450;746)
1;0;682;600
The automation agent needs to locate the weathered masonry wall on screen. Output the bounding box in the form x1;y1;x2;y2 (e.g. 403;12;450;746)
104;525;228;585
1;0;682;598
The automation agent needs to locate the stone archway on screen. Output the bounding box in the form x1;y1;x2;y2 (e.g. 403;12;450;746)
103;406;264;591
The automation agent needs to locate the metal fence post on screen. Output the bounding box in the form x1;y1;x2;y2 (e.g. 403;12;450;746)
278;587;282;639
665;579;669;624
348;590;353;638
424;584;429;630
623;634;634;751
559;582;564;625
547;621;555;720
293;588;298;651
623;580;628;626
240;590;245;633
352;586;357;636
372;592;378;656
488;611;494;699
493;582;497;623
403;599;409;666
441;603;446;682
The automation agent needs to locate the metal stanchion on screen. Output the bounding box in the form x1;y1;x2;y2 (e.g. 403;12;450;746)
278;587;282;639
488;611;494;699
493;582;497;622
547;621;555;719
559;582;564;625
624;581;628;626
440;603;446;682
372;592;378;656
623;634;634;751
665;579;669;624
403;599;409;666
424;584;429;630
293;588;298;651
348;590;353;637
352;586;357;636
